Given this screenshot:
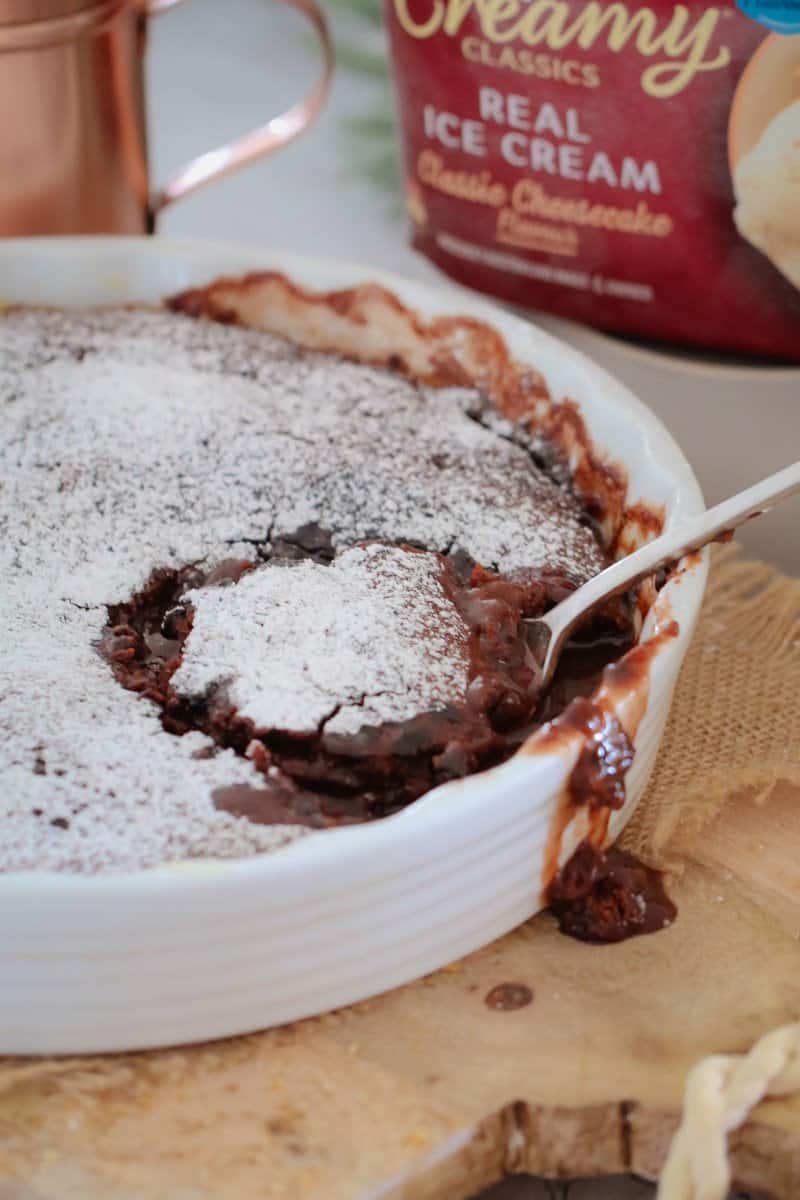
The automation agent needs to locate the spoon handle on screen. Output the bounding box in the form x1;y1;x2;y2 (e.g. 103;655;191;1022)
535;459;800;688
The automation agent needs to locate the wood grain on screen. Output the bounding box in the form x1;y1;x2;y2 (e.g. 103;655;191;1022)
1;786;799;1199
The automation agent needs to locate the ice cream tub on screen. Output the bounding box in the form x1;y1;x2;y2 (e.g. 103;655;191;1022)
385;0;800;359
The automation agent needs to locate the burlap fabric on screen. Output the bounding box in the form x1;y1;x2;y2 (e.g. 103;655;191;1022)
624;545;800;867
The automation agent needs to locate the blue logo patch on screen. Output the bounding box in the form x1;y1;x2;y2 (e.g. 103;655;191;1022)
736;0;800;33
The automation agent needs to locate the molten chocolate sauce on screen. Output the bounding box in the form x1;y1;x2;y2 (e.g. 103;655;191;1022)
101;529;676;939
547;842;676;944
99;529;633;828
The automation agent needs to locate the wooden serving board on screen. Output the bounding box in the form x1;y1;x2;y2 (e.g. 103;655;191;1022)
2;784;800;1200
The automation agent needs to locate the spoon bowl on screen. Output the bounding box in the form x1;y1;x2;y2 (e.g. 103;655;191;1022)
529;460;800;691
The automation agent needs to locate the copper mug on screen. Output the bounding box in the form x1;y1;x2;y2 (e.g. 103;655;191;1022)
0;0;333;235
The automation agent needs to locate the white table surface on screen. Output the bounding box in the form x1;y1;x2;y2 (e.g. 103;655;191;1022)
146;0;799;571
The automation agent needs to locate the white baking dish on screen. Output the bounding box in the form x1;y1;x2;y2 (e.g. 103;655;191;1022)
0;238;707;1054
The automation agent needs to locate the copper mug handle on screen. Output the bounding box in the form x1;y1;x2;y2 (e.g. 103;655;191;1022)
142;0;333;217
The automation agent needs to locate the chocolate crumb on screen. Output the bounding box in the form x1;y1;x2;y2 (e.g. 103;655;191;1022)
547;842;676;944
485;983;534;1010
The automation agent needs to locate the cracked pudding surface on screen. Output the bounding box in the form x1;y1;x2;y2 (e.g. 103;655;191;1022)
1;305;615;874
100;539;579;827
175;544;470;741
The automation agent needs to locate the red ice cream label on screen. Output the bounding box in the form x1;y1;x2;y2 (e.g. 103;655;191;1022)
385;0;800;359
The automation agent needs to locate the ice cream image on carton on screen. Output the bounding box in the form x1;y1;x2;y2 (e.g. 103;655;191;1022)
731;33;800;293
734;100;800;290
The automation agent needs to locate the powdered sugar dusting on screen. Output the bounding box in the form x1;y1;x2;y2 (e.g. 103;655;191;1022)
0;306;606;875
175;544;469;736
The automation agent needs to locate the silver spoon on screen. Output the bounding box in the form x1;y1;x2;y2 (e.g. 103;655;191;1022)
528;459;800;690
